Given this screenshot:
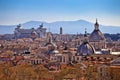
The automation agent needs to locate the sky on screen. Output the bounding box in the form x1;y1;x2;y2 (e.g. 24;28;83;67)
0;0;120;26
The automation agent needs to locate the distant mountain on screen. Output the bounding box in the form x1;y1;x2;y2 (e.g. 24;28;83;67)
0;25;16;34
0;20;120;34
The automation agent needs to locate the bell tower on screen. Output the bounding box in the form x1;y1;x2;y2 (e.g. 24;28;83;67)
84;28;89;43
60;27;63;34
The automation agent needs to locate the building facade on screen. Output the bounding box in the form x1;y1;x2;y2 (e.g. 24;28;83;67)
14;23;46;39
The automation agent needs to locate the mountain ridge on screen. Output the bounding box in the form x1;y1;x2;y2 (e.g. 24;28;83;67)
0;20;120;34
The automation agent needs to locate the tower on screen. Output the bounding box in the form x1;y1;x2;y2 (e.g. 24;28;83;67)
84;28;89;43
60;27;63;34
46;32;52;43
48;33;52;43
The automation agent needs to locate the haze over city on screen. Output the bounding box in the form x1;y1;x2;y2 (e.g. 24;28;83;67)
0;0;120;80
0;0;120;26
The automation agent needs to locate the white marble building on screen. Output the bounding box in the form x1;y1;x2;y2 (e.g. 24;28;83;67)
14;23;46;39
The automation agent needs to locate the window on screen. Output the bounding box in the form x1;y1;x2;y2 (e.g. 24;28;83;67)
63;56;65;62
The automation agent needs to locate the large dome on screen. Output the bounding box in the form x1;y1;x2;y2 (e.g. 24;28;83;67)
77;30;95;56
89;30;105;41
89;19;105;42
77;42;95;56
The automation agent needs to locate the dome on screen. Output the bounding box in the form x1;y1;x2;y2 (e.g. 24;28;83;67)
77;42;95;56
45;42;57;48
89;30;105;41
89;19;105;42
77;29;95;56
48;49;59;54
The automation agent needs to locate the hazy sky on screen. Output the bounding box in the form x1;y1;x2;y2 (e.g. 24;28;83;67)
0;0;120;26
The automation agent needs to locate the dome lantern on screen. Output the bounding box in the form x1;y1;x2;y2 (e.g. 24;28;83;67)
95;19;99;30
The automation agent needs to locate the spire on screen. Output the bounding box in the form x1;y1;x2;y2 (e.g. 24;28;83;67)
96;18;98;23
84;28;87;37
85;28;87;34
84;28;88;43
48;33;52;43
94;18;99;30
60;27;63;34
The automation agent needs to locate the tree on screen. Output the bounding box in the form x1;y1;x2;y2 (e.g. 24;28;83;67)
34;65;50;80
